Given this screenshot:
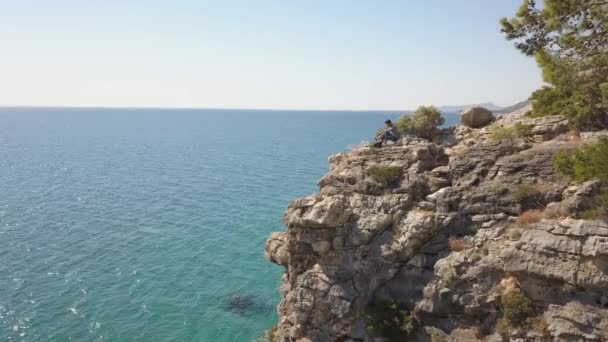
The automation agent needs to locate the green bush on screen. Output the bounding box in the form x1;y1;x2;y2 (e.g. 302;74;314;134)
365;299;420;341
497;290;547;338
554;138;608;182
554;150;575;179
368;165;403;187
502;290;533;327
495;318;510;338
527;75;608;130
496;315;548;338
512;184;545;209
396;106;445;141
514;122;534;138
527;86;569;119
489;122;534;143
579;186;608;221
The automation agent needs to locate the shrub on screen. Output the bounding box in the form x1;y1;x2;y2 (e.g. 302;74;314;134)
580;209;608;221
554;138;608;182
396;106;445;141
528;79;608;131
518;210;543;225
512;184;545;209
402;308;420;336
489;122;535;143
502;290;533;327
496;315;547;339
366;299;420;341
578;186;608;221
527;86;570;119
495;318;510;338
554;150;575;179
367;165;403;187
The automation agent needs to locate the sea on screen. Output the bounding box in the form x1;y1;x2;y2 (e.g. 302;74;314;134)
0;107;459;342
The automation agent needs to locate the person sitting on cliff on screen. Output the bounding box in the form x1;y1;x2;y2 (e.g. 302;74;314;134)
373;120;400;147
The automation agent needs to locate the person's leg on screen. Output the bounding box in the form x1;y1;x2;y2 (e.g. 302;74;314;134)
380;133;386;145
373;132;387;147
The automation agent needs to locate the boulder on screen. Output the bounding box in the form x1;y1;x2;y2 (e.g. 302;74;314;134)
460;107;495;128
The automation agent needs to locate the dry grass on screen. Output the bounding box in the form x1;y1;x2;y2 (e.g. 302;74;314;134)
448;237;468;252
518;209;543;225
500;276;521;296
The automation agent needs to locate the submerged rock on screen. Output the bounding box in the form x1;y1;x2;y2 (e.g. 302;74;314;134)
224;294;272;315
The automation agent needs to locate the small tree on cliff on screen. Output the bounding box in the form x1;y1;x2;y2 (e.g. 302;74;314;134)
500;0;608;130
396;106;445;141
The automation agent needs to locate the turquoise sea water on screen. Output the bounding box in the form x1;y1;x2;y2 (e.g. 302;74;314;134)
0;108;458;341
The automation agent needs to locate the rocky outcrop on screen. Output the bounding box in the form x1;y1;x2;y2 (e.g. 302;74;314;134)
423;219;608;341
461;107;495;128
515;115;570;139
265;107;608;341
265;141;454;341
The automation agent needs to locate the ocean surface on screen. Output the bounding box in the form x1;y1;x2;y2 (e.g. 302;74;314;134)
0;108;459;341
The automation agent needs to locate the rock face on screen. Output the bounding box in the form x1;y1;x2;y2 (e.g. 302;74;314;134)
265;108;608;341
461;107;495;128
424;219;608;341
496;104;532;124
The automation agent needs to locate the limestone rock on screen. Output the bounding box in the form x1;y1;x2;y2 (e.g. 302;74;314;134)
425;219;608;340
265;232;289;266
318;139;448;196
284;195;352;228
496;104;532;125
515;114;570;139
265;122;608;341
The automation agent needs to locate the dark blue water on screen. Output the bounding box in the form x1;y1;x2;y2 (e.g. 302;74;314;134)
0;108;458;341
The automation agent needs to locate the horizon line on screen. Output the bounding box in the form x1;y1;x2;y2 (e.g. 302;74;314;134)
0;103;497;113
0;104;419;113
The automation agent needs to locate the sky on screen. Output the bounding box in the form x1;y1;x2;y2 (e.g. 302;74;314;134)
0;0;544;110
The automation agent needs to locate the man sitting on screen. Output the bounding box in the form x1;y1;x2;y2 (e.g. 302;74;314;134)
373;120;400;147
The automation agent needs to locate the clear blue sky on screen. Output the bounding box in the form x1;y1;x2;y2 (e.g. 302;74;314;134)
1;0;542;110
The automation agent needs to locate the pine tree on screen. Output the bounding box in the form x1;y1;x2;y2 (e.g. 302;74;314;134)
501;0;608;130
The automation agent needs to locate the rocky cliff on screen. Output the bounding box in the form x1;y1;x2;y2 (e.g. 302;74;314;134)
265;107;608;341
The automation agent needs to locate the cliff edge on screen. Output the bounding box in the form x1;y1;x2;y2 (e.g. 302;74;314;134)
265;107;608;341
